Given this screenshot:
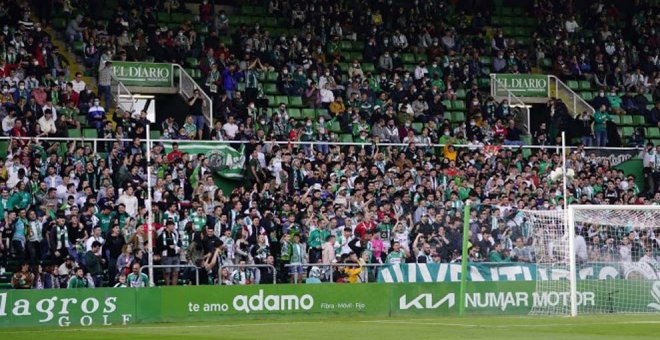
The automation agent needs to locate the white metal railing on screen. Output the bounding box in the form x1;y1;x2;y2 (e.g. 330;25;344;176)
490;74;533;134
0;135;644;154
111;74;136;114
174;64;213;129
549;75;595;117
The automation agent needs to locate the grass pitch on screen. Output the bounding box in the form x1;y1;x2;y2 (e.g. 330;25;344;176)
2;314;658;339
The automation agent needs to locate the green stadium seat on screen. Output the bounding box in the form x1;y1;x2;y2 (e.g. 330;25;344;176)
266;72;279;82
316;108;329;118
170;13;188;24
301;109;316;120
646;127;660;138
186;57;199;67
362;63;375;73
150;130;162;139
289;96;303;107
633;115;646;126
579;80;591;90
288;108;302;120
412;122;424;133
265;95;276;107
339;134;353;143
442;100;452;110
276;96;289;106
609;116;622;125
581;92;593;101
621;115;633;126
402;53;415;63
452;100;466;111
622;127;635;138
452;112;465;123
263;17;277;26
237;83;246;92
263;83;278;95
455;89;466;99
83;129;98;138
68;128;82;138
567;80;579;90
340;41;352;50
329;121;342;133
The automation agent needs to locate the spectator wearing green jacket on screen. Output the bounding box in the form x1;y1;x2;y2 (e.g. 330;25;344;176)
593;105;612;147
488;242;511;263
607;88;625;115
67;267;92;288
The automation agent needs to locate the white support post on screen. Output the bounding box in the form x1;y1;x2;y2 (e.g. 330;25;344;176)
146;124;154;286
568;205;577;317
563;131;577;316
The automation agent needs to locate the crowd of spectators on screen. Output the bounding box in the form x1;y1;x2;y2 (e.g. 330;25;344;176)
0;0;660;288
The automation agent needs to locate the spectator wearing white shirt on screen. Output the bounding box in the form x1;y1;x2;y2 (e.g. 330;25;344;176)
414;61;428;80
565;16;579;37
116;186;139;217
639;248;658;264
320;84;335;104
1;109;16;135
71;72;86;93
391;30;408;50
41;101;57;120
85;226;105;253
37;109;57;136
222;116;239;140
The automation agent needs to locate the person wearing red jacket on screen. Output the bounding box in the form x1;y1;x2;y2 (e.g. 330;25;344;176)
354;212;377;239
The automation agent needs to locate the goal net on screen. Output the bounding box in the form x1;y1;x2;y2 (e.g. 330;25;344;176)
519;206;660;316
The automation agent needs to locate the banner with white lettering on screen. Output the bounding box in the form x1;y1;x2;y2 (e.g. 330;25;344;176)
377;262;660;283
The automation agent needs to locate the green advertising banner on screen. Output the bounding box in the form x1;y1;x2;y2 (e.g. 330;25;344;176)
378;262;660;283
112;61;173;87
157;284;390;322
2;280;659;328
392;280;660;316
493;74;549;97
0;288;137;328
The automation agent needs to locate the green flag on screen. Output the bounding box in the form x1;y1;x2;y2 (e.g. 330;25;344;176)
162;142;246;180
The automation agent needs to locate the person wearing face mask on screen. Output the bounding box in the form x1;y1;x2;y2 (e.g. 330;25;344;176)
607;87;625;115
13;81;30;103
87;98;106;132
592;89;611;110
378;51;393;72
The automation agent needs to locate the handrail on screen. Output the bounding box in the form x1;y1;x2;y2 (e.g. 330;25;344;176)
490;74;532;134
490;74;529;109
141;264;200;285
220;264;277;284
111;74;136;115
548;75;595;117
173;64;214;129
0;135;643;152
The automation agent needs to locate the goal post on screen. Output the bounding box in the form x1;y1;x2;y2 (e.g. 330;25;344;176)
525;205;660;316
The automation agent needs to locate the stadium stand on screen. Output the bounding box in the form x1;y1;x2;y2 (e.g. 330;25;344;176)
0;0;658;289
